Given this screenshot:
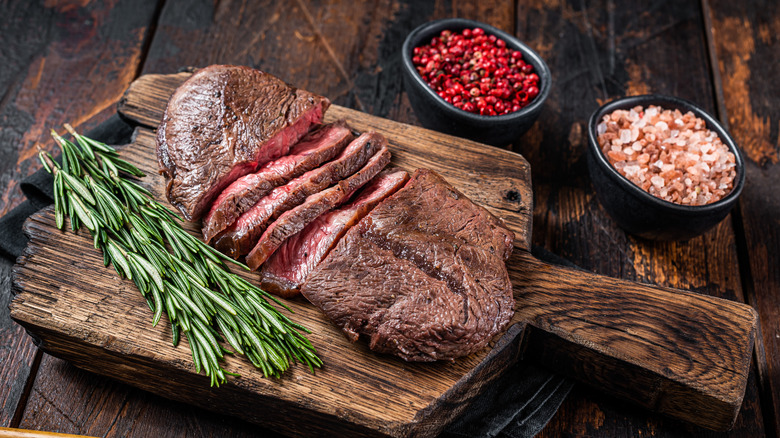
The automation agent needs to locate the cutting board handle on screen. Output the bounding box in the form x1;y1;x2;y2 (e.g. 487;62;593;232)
509;251;757;431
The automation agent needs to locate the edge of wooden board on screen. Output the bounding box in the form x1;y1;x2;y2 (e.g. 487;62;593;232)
10;84;535;437
116;71;534;251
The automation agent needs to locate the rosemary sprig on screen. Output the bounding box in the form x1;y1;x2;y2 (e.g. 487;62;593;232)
38;125;322;386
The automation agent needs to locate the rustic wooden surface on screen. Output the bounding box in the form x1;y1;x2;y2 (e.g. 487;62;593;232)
0;0;160;430
0;0;777;437
7;72;757;434
11;111;534;438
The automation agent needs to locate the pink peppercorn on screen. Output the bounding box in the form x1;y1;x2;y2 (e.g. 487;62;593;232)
412;27;540;116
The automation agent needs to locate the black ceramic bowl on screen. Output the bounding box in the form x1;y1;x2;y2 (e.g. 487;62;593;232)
401;18;551;147
586;95;745;241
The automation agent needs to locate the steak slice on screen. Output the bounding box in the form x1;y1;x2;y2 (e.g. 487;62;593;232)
260;168;409;297
301;169;515;362
368;168;515;261
202;122;353;242
246;147;392;272
157;65;330;221
213;132;387;258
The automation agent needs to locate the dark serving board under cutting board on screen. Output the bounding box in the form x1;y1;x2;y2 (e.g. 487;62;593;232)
10;72;757;437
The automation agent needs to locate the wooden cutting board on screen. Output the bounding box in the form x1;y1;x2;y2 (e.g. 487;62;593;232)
10;72;757;436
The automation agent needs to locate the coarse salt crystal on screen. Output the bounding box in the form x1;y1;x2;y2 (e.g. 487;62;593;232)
624;165;641;176
597;104;736;205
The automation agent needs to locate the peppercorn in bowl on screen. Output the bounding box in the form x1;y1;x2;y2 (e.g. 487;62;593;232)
401;18;551;146
586;94;745;240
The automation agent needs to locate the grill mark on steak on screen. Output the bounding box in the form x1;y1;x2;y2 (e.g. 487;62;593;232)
301;169;515;362
364;169;514;261
201;121;353;242
246;147;391;271
260;168;409;297
213;131;387;258
156;65;329;221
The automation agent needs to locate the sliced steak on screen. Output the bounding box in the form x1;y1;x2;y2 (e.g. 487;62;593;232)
202;122;353;242
301;169;515;362
213;132;387;258
361;169;514;261
260;168;409;297
157;65;330;221
247;147;391;272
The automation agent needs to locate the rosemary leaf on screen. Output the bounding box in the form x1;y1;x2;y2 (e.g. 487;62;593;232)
38;127;320;386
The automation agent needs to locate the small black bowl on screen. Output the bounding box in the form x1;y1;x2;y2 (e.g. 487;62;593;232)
586;95;745;241
401;18;551;147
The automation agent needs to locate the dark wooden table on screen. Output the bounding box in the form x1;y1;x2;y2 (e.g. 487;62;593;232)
1;1;777;436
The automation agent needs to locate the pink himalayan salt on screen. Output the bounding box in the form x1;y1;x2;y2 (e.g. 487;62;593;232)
597;105;737;206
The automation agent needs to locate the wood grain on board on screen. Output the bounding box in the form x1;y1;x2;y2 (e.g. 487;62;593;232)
11;120;533;437
0;0;161;429
8;71;758;435
9;2;531;436
1;1;774;437
513;1;767;436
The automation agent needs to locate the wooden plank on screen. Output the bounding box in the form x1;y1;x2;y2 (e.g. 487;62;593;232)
5;1;769;436
0;259;38;427
0;427;96;438
15;354;281;437
11;119;533;437
12;1;523;436
118;72;534;250
11;71;760;434
707;1;780;436
0;0;161;430
511;1;767;436
139;0;515;119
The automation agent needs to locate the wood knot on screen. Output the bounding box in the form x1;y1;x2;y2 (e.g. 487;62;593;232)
504;190;521;203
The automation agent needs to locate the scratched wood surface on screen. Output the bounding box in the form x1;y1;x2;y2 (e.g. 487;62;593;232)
708;1;780;435
6;70;757;435
10;111;537;437
0;0;160;430
0;0;777;437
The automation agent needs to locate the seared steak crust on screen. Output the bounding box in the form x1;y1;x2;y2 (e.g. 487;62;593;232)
156;65;329;221
246;147;391;271
301;169;515;362
201;122;353;242
260;168;409;297
213;132;386;258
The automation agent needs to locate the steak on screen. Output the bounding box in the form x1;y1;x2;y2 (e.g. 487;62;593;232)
260;168;409;297
201;122;353;242
156;65;330;221
246;147;391;272
213;132;387;258
301;169;515;362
